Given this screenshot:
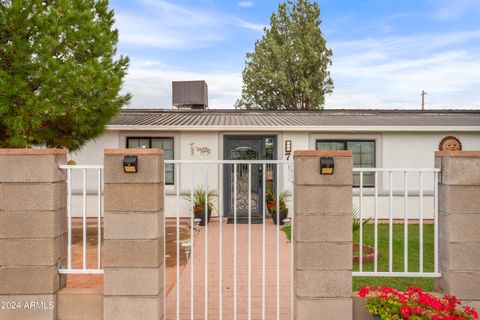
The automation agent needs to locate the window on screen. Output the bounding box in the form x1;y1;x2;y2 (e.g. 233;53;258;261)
265;137;275;160
316;140;375;187
127;137;174;184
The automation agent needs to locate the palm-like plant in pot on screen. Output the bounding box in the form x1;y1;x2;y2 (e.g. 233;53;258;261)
185;187;215;226
265;184;290;225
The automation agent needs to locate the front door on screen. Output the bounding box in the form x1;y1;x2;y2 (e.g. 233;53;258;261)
224;136;276;221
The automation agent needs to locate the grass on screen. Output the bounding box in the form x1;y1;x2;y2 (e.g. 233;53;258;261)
282;225;291;240
353;224;435;291
282;224;435;292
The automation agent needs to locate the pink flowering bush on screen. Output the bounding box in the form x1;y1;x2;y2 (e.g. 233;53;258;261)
359;286;478;320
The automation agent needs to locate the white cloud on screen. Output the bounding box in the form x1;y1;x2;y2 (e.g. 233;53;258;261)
327;30;480;109
115;12;225;49
350;13;421;35
118;15;480;110
115;0;263;50
431;0;480;20
238;1;254;8
234;18;265;32
123;60;242;108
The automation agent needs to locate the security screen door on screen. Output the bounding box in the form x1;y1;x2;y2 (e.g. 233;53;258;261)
223;136;276;221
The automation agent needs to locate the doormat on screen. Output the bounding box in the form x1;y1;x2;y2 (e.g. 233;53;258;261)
227;217;264;224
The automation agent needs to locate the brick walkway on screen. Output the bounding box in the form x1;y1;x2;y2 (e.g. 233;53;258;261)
166;220;292;320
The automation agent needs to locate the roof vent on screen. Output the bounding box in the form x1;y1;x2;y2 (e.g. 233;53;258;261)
172;80;208;110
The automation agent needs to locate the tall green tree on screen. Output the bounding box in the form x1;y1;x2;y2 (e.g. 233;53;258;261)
236;0;333;110
0;0;130;150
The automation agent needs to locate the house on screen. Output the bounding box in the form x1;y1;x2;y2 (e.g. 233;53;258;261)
70;83;480;220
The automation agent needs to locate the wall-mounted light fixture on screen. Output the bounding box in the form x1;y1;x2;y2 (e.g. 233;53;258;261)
320;156;334;175
285;140;292;155
123;155;138;173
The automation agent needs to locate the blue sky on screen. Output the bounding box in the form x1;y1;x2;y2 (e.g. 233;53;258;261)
110;0;480;109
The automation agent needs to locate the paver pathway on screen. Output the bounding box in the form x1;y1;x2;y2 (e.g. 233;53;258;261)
166;220;292;320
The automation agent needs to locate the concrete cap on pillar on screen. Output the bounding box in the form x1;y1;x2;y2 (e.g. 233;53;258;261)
435;151;480;158
105;148;164;155
0;148;67;155
294;150;352;158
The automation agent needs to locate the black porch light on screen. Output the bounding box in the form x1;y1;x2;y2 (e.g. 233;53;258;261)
123;155;138;173
320;156;334;175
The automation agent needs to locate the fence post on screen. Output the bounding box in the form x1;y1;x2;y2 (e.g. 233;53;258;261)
103;148;165;320
293;150;353;320
0;149;67;320
435;151;480;311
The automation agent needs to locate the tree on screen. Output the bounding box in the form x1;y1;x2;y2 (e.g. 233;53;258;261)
236;0;333;110
0;0;130;150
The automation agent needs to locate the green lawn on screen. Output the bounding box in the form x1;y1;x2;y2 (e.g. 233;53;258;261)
353;224;435;291
283;224;435;292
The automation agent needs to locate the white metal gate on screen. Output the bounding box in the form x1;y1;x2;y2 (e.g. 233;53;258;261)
164;160;294;320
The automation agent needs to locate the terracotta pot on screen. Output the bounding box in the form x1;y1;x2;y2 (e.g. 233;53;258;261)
194;210;212;226
271;209;288;225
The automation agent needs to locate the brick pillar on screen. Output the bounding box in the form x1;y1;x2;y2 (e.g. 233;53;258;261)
293;150;353;320
0;149;67;320
103;149;164;320
435;151;480;311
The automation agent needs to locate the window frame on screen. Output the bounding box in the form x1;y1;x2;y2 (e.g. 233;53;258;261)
126;137;175;185
315;139;376;188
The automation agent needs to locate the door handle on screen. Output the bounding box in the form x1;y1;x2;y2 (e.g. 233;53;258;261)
258;165;263;185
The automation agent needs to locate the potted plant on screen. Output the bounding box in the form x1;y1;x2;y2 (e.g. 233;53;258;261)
184;187;215;226
359;286;478;320
265;184;290;225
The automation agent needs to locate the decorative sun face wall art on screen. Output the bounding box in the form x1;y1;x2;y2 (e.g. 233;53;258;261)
439;136;462;151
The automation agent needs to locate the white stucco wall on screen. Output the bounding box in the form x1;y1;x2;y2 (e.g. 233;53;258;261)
167;131;221;218
68;131;120;218
70;130;120;164
69;128;480;219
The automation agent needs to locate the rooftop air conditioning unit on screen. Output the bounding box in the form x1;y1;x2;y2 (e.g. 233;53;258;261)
172;80;208;110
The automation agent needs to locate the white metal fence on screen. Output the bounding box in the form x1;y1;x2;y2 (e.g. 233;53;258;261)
164;159;294;320
352;168;441;278
56;161;442;316
58;165;104;275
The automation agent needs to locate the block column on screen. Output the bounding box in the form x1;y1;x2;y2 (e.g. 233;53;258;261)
293;150;353;320
0;149;67;320
435;151;480;311
103;148;165;320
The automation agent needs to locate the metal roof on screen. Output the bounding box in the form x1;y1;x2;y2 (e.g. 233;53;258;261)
109;109;480;130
